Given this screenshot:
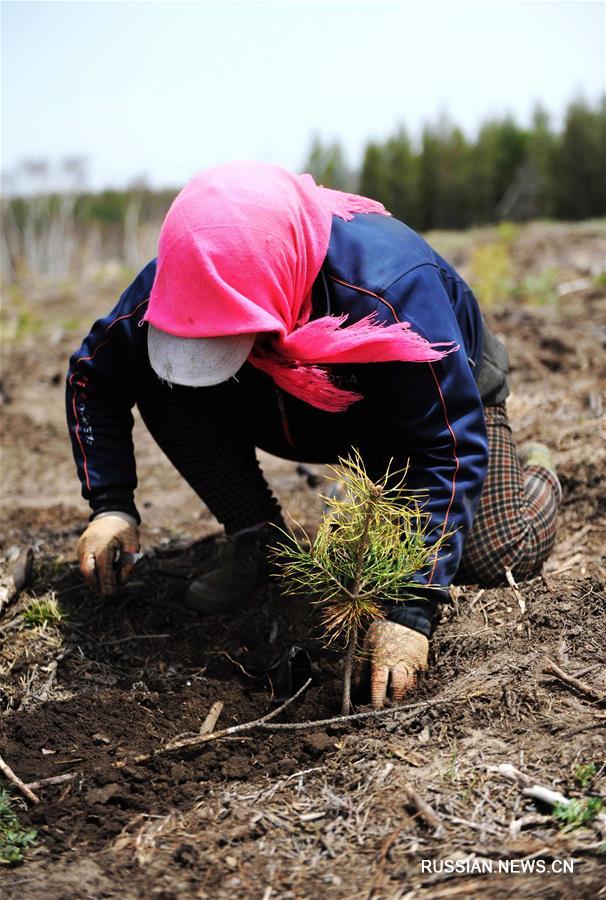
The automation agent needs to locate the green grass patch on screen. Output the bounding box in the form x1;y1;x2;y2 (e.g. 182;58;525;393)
574;763;598;791
553;796;604;832
0;789;37;866
469;240;515;309
23;596;64;628
516;267;559;306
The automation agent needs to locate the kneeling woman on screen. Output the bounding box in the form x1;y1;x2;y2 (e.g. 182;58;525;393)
66;162;561;707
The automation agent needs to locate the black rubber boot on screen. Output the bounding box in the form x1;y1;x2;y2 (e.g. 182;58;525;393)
184;522;283;616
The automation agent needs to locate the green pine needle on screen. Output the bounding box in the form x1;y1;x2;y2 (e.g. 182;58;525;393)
272;450;451;649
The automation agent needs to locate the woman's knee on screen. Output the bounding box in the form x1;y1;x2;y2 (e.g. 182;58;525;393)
459;516;557;586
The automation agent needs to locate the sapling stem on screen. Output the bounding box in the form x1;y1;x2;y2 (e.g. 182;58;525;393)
273;452;450;713
341;485;378;714
341;622;358;715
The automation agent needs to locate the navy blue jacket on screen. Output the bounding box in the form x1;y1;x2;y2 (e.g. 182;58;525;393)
66;213;490;635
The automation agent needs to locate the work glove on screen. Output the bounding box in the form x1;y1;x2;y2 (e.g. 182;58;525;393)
357;619;429;709
77;512;140;596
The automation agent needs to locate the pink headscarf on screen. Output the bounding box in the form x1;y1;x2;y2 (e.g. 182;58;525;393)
146;162;452;412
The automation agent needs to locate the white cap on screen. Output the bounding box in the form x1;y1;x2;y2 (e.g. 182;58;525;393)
147;325;256;387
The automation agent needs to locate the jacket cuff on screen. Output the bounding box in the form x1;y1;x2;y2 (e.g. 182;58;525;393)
89;489;141;525
383;587;448;638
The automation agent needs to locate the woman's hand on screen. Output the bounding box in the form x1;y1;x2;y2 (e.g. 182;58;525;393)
358;620;429;708
76;513;140;596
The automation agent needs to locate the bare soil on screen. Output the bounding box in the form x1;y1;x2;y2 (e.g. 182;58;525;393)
1;221;605;898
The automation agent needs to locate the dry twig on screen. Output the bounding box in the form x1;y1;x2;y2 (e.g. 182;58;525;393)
402;784;445;837
494;764;606;836
118;687;474;766
543;657;605;704
367;824;406;899
24;772;78;792
246;686;488;732
115;678;312;767
116;682;493;767
504;567;526;614
468;588;485;611
495;763;569;807
199;701;224;735
0;752;39;804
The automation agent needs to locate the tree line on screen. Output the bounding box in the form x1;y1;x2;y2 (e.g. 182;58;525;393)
303;98;606;231
2;97;604;280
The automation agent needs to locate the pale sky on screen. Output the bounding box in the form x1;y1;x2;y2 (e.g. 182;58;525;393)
2;0;605;192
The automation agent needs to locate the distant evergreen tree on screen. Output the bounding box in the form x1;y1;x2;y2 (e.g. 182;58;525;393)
6;98;605;264
304;99;605;228
418;118;473;229
383;129;421;228
305;136;352;191
472;117;528;223
525;105;559;219
358;142;392;210
553;97;606;219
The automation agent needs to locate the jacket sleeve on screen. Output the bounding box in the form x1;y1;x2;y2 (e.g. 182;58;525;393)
362;264;489;636
65;265;154;523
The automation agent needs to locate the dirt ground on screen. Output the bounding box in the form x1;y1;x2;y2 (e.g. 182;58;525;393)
1;221;605;898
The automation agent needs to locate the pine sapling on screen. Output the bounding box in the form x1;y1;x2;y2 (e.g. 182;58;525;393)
273;452;450;713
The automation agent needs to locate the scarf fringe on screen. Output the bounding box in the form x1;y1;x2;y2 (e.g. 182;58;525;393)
320;187;390;222
278;313;454;364
249;354;363;412
250;314;456;412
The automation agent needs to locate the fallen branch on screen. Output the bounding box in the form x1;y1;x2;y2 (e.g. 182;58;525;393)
523;785;571;807
226;686;488;732
504;567;526;615
23;772;78;792
115;678;312;767
199;701;224;735
115;683;492;767
0;752;39;804
402;784;445;837
494;762;606;837
495;764;569;807
543;658;605;704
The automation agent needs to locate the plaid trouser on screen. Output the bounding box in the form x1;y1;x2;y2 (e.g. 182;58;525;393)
457;402;561;586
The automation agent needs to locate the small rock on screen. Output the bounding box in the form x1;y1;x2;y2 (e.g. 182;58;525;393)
92;732;111;745
416;726;430;744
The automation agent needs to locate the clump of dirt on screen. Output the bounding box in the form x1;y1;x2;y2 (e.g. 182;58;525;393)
1;222;605;898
